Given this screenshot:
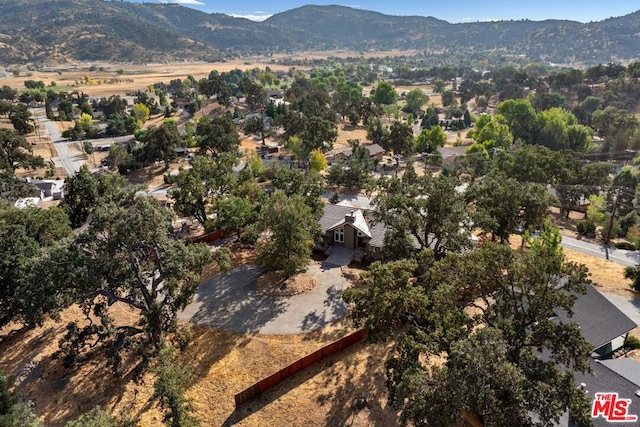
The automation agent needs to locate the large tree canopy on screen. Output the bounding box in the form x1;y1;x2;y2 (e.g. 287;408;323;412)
0;128;44;172
54;196;229;372
343;229;593;426
373;174;473;260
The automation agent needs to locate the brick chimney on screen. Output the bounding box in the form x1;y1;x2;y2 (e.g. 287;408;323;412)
345;210;356;224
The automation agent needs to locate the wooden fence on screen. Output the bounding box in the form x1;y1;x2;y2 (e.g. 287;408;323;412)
234;329;366;407
188;229;225;245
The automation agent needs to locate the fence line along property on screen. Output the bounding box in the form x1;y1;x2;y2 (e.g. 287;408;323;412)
234;328;366;407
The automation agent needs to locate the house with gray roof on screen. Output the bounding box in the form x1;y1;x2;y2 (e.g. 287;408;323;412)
318;203;387;261
554;284;640;426
569;358;640;426
556;283;637;358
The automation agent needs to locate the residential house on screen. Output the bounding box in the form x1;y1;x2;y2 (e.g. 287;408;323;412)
325;143;385;164
317;203;386;261
569;358;640;426
29;179;65;200
554;284;640;426
440;145;468;167
556;283;637;358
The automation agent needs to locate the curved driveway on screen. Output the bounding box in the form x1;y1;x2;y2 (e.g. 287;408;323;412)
178;262;350;334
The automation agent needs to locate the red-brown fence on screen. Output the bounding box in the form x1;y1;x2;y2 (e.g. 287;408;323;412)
188;230;225;245
234;329;366;407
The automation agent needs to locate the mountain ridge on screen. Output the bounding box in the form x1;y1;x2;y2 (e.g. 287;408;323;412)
0;1;639;65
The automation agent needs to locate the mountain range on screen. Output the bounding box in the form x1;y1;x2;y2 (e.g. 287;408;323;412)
0;0;639;65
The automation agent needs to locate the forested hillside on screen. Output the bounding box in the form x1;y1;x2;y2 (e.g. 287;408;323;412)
0;1;639;67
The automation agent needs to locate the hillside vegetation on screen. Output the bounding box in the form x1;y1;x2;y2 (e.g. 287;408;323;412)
0;1;639;64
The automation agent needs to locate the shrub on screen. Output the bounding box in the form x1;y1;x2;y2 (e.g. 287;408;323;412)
615;241;636;251
625;335;640;349
576;220;596;236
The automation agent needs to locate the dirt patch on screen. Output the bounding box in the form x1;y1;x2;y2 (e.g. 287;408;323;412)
256;271;319;297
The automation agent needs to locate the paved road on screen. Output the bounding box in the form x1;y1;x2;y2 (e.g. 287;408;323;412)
179;262;349;334
34;108;85;175
561;235;639;267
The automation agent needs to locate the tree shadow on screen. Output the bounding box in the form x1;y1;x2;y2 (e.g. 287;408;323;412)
180;265;289;334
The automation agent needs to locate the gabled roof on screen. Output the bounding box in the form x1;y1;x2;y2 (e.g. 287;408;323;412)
326;209;372;238
556;283;637;351
320;204;355;233
320;203;383;242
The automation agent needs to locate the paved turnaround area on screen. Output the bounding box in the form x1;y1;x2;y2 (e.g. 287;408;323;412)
179;262;350;334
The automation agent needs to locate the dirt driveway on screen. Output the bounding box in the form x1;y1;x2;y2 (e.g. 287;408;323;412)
179;262;350;334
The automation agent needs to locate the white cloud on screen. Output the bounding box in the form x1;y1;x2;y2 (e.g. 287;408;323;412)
229;13;272;22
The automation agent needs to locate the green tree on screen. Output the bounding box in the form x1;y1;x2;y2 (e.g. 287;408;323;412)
383;121;414;156
0;204;72;328
0;371;42;427
243;115;268;145
309;149;328;172
441;89;455;107
404;88;429;114
170;154;237;226
139;122;184;167
8;104;34;135
373;174;472;259
372;81;397;106
592;106;640;151
65;407;135;427
60;165;99;228
327;141;374;190
415;126;446;153
343;234;593;427
535;108;579;151
54;197;228;373
0;85;17;101
214;196;255;239
196;115;239;156
152;346;199;427
0;128;44;172
466;172;551;243
496;99;538;143
132;103;150;124
107;143;131;171
256;191;319;278
241;77;266;111
473;114;513;150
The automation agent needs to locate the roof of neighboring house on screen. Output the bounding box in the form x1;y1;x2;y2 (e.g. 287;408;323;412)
439;145;467;159
571;359;640;427
326;143;386;160
30;179;65;192
556;283;637;352
368;220;387;248
599;358;640;387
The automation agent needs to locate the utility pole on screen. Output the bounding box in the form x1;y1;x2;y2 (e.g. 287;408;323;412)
604;189;620;261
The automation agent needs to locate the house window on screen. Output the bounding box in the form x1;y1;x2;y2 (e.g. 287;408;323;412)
334;228;344;243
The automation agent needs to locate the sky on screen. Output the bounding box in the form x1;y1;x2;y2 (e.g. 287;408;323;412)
134;1;640;23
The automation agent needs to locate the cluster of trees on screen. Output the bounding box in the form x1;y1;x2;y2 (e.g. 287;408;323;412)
0;165;233;425
170;150;325;278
